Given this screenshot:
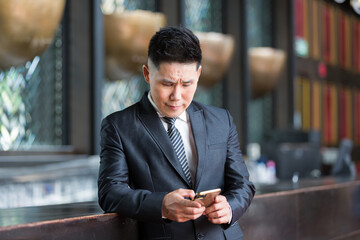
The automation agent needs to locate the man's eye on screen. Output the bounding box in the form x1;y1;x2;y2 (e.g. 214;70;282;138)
162;83;173;87
183;83;192;87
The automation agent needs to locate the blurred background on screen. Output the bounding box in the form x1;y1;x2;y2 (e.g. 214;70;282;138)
0;0;360;219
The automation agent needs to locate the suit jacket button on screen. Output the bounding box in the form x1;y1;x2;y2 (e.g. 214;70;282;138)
196;233;205;240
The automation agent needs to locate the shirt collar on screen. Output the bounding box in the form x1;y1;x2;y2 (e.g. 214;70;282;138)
147;91;188;122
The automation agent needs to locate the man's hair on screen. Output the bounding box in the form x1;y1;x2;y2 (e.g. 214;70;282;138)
148;26;202;69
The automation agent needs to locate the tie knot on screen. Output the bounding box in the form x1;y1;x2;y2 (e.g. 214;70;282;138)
163;116;176;126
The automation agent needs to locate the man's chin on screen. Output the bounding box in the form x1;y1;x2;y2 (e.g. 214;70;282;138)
163;109;184;118
164;113;180;118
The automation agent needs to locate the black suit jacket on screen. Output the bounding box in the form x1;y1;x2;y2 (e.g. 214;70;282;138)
98;93;255;240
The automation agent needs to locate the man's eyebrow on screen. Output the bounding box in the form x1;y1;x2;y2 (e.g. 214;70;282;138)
161;79;176;83
161;79;195;83
182;79;195;83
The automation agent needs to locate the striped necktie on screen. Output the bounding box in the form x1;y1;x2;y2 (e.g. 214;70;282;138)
163;116;192;185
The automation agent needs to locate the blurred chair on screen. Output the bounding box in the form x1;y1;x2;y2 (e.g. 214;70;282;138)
331;139;356;177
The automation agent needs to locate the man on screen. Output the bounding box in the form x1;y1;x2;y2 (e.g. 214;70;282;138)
98;26;255;240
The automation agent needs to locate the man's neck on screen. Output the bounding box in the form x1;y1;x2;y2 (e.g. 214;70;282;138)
147;91;187;120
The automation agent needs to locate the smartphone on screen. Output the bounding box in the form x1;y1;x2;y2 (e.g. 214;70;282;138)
193;188;221;207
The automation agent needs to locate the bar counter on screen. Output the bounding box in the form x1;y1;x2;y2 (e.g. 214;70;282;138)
1;176;360;240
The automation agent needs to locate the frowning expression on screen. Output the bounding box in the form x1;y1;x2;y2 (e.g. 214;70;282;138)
143;60;201;118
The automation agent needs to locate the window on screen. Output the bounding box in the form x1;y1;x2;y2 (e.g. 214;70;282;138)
101;0;156;117
0;26;65;151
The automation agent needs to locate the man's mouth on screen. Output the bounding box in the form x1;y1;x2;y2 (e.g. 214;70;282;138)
167;104;181;110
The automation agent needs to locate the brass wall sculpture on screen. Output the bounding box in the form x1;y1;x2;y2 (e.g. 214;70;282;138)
104;10;167;80
248;47;286;99
0;0;66;69
104;10;284;96
195;32;234;88
0;5;284;98
104;10;235;89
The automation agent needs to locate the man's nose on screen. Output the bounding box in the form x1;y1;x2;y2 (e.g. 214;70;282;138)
170;85;181;100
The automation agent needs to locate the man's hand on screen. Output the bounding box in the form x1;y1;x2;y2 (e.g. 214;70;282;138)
204;195;231;224
162;188;206;222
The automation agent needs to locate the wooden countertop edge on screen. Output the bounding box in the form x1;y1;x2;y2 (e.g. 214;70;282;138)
0;213;121;231
1;178;360;231
255;179;360;199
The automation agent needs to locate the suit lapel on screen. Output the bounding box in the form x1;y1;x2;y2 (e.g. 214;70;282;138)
188;104;206;191
137;94;191;187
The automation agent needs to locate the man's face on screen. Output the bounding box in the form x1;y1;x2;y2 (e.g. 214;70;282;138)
143;60;201;118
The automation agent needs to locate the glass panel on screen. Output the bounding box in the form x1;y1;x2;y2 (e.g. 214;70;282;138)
247;0;272;48
102;77;148;115
184;0;222;32
102;0;155;13
0;27;64;151
184;0;223;107
101;0;155;117
0;156;98;209
246;0;273;144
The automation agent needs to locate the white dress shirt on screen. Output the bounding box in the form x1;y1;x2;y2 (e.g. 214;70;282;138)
148;92;198;185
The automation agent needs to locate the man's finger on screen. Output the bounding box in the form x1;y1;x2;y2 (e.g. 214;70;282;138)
205;195;229;214
205;202;223;214
214;195;226;203
183;198;203;208
176;188;196;200
208;215;228;224
184;204;206;213
182;208;206;220
206;208;226;219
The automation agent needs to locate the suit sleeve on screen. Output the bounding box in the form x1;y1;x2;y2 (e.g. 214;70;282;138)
98;117;167;222
223;110;256;226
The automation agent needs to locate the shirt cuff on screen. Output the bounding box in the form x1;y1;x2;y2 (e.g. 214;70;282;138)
227;206;232;224
162;216;172;223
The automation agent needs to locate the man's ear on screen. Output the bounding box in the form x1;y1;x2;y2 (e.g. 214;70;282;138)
197;65;202;78
143;64;150;84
